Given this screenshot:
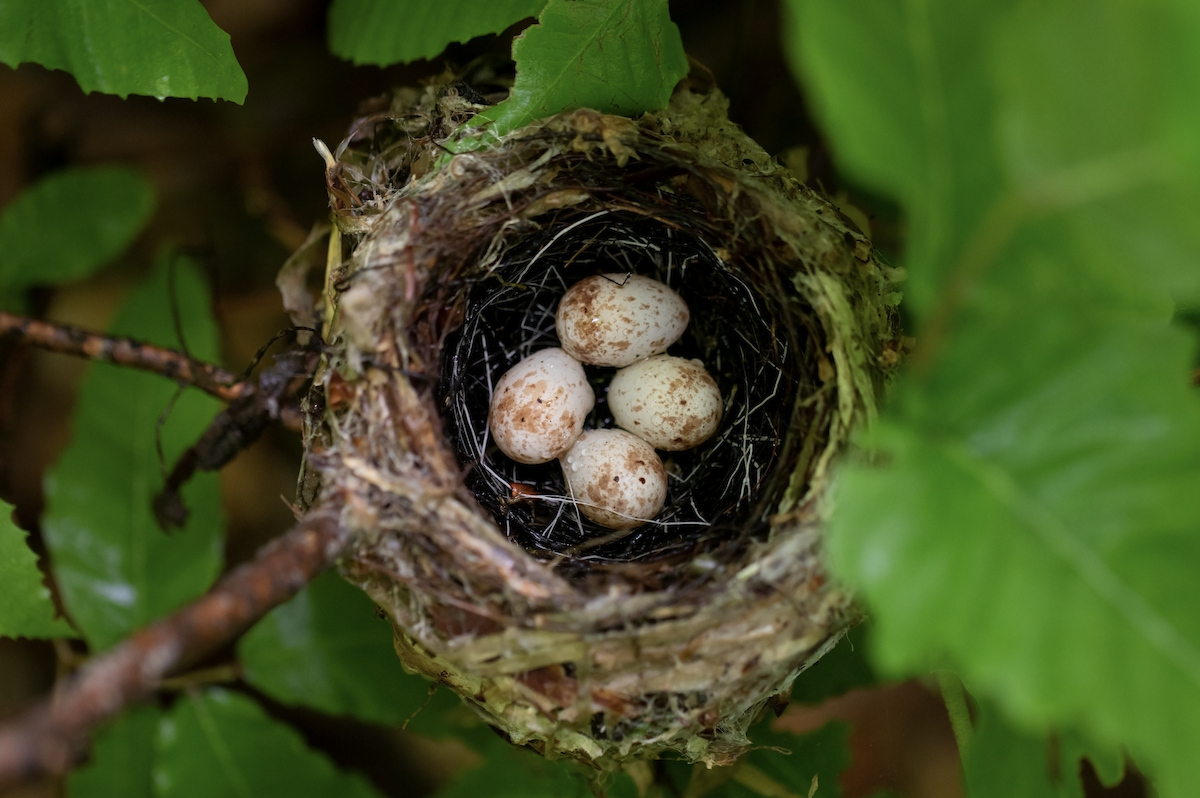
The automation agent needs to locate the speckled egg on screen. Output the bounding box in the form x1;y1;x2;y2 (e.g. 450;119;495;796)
560;429;668;529
488;348;595;464
609;355;723;451
555;274;689;367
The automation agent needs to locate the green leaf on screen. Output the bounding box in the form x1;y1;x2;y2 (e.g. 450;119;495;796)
964;705;1061;798
784;0;1007;317
987;0;1200;304
433;720;845;798
784;0;1200;796
964;701;1122;798
737;720;851;798
327;0;546;66
154;688;384;798
441;718;849;798
828;238;1200;798
238;571;437;727
0;0;247;102
1059;728;1125;794
0;166;155;304
784;0;1200;315
430;729;584;798
459;0;687;147
42;253;223;651
790;624;876;706
602;771;641;798
666;720;850;798
67;705;161;798
0;499;73;638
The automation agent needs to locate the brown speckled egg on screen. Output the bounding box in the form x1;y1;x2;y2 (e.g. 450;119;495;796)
555;274;689;367
560;429;668;529
488;348;594;464
609;355;723;451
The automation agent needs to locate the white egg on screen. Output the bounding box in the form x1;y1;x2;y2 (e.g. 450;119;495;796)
488;348;594;464
555;274;689;367
560;429;668;530
609;355;722;451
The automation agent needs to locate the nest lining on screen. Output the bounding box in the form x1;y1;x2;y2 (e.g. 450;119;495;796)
289;74;902;768
442;207;825;566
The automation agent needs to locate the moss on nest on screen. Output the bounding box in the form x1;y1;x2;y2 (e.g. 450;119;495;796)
282;69;903;769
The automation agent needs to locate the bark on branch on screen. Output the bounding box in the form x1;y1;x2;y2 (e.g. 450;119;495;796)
154;345;319;528
0;310;253;402
0;509;347;790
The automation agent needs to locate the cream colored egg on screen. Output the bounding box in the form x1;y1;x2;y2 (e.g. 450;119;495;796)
560;429;668;529
488;348;594;464
609;355;722;451
555;274;689;367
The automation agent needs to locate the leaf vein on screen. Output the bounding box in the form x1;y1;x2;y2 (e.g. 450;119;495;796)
944;439;1200;690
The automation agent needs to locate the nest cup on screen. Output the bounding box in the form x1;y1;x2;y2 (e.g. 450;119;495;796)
289;72;902;769
444;210;814;565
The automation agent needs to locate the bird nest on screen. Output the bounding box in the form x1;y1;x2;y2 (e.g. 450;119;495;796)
282;71;903;769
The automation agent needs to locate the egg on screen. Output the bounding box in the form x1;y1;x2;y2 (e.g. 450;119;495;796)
555;274;689;367
488;348;595;464
609;355;723;451
560;429;668;529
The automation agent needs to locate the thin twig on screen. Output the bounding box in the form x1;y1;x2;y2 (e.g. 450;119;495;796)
0;310;253;402
154;343;320;529
159;663;243;691
0;509;347;790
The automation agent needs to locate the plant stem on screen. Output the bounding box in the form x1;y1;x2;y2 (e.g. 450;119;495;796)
0;310;252;402
0;509;346;790
936;669;974;757
160;664;242;691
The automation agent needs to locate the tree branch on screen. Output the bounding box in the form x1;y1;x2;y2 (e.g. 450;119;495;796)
154;343;320;529
0;310;253;402
0;509;347;790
